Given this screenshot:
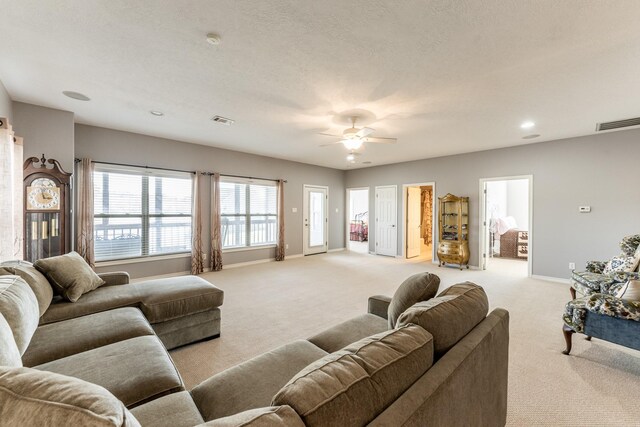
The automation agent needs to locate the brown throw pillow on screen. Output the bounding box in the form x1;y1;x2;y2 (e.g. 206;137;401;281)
34;252;105;303
0;367;140;427
0;313;22;367
0;276;39;355
397;282;489;357
387;272;440;328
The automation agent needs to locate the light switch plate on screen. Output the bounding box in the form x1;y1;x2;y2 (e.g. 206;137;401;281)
292;207;297;213
578;206;591;213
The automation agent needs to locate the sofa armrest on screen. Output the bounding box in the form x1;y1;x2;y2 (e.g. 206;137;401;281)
585;260;607;274
368;295;391;320
98;272;130;286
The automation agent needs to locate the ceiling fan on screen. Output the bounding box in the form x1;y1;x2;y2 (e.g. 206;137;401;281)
319;116;397;150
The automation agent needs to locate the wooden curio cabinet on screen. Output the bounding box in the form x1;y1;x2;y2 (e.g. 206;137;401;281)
437;193;470;270
23;155;72;262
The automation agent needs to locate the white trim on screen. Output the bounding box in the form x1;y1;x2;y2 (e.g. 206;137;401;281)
287;253;304;259
96;252;190;267
345;187;370;253
303;184;329;255
328;247;346;253
478;175;534;278
400;181;436;261
223;244;276;253
531;274;570;284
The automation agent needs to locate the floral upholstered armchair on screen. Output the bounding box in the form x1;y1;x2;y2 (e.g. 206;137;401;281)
562;286;640;355
570;234;640;299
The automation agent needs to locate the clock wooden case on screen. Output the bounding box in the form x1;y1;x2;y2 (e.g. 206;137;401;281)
23;155;72;262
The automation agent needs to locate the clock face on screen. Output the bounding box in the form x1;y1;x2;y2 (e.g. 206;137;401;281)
27;178;61;210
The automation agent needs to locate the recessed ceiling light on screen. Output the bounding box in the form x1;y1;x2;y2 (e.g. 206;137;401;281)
62;91;90;101
150;110;164;116
522;134;540;139
206;33;221;45
520;121;535;129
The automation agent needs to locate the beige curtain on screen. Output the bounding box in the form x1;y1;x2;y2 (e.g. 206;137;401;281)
421;187;433;245
0;118;23;262
191;172;204;274
275;179;285;261
76;159;95;268
210;173;223;271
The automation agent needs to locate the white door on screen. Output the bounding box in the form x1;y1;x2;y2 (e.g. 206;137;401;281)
303;185;328;255
406;187;421;258
375;185;397;256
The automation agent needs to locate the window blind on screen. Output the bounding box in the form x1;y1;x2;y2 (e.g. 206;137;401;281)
93;165;192;262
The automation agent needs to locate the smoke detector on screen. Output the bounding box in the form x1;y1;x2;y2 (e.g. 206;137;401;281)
206;33;221;45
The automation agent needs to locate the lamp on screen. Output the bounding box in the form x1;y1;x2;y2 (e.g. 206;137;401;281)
342;139;363;150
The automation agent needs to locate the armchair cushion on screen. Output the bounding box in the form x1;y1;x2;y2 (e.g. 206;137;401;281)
564;294;640;333
585;260;607;274
34;251;105;302
571;271;615;296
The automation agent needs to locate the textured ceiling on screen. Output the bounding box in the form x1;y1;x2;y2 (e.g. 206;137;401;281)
1;1;640;169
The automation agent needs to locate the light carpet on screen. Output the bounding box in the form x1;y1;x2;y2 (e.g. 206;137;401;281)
170;252;640;426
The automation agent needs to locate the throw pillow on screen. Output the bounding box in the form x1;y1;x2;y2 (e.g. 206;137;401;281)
397;282;489;357
0;261;54;316
0;313;22;367
387;272;440;328
0;367;140;427
616;280;640;302
34;252;105;303
0;276;39;355
603;256;637;274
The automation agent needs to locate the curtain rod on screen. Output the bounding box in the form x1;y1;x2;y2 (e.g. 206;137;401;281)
74;158;287;182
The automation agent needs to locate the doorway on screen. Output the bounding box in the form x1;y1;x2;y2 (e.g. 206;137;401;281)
303;185;328;255
375;185;397;257
479;176;532;276
346;188;369;254
403;183;435;261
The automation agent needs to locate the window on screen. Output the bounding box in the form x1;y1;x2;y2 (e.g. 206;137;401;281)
220;179;277;249
93;165;192;261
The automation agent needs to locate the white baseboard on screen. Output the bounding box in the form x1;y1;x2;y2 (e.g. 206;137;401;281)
531;274;570;284
286;253;304;259
328;247;346;253
224;258;276;269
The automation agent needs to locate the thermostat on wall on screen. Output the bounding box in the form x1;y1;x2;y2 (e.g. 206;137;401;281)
578;206;591;213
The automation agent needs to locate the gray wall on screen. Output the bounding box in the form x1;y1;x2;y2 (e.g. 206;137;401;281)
75;124;345;278
12;102;75;172
345;129;640;279
0;80;12;123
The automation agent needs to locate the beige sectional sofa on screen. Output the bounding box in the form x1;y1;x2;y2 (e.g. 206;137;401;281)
0;270;509;426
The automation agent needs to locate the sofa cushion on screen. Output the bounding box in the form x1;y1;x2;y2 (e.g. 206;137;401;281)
0;275;39;355
197;406;305;427
41;284;142;324
387;272;440;328
272;324;434;427
397;282;489;357
1;261;53;315
130;391;204;427
34;251;105;302
0;366;140;427
0;313;22;367
134;276;224;323
307;313;388;353
35;336;184;408
23;307;155;367
192;340;327;422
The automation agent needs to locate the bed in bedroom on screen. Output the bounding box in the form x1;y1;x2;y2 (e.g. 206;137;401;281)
490;216;528;260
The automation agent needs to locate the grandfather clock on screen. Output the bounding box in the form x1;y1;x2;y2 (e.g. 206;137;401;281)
23;155;72;262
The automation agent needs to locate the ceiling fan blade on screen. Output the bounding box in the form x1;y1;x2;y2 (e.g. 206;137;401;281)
318;141;345;147
355;127;375;138
318;132;342;138
365;137;397;144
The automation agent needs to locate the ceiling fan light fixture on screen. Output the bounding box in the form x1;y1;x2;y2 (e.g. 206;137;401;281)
342;139;363;150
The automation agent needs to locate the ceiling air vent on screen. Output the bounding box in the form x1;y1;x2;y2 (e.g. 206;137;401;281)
211;115;235;125
596;117;640;132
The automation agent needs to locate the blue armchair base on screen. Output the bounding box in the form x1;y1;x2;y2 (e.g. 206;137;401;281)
563;311;640;355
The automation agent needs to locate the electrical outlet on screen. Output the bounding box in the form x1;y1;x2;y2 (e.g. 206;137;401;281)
569;262;575;270
202;252;207;261
285;244;289;249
